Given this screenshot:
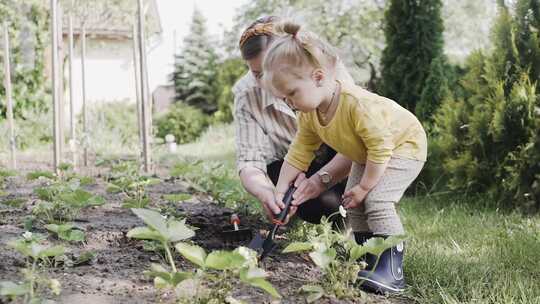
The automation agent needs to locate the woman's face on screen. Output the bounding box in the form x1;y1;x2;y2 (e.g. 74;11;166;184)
246;51;265;87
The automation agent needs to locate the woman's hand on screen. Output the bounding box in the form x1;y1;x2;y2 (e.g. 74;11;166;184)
256;186;285;222
291;173;325;207
342;184;370;209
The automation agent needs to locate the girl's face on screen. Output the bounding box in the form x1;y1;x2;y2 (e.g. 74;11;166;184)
272;67;327;112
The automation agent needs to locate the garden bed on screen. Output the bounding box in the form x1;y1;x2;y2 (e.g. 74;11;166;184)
0;164;409;304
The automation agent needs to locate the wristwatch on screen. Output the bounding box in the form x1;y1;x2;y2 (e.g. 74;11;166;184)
317;171;332;188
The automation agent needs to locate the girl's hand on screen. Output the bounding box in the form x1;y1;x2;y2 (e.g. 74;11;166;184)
291;173;325;207
342;184;370;209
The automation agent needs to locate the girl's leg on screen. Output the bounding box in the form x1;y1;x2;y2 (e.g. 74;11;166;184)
355;157;424;294
363;157;424;235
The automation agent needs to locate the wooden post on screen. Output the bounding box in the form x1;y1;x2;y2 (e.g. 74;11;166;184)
2;22;16;169
68;2;76;167
137;0;151;173
132;22;143;154
57;4;64;162
51;0;61;173
81;24;88;166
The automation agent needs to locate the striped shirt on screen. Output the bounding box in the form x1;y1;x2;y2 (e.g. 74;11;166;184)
233;72;298;174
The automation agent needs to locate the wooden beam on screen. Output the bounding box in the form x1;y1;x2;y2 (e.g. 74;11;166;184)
2;22;16;170
51;0;61;173
81;24;88;167
68;2;77;168
137;0;151;173
132;22;143;155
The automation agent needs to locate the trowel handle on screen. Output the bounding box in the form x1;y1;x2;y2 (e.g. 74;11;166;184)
231;214;240;230
273;186;297;225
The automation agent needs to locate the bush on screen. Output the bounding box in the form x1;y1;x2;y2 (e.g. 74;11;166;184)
155;103;209;144
83;101;139;154
0;108;52;151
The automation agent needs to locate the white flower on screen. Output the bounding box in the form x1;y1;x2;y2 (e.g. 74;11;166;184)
339;205;347;218
22;231;33;240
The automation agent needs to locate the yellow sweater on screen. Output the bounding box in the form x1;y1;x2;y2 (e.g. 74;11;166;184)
285;81;427;171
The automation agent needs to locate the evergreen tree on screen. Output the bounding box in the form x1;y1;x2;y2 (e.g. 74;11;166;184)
172;8;219;114
514;0;540;84
417;56;449;123
434;1;540;210
379;0;445;114
213;58;247;123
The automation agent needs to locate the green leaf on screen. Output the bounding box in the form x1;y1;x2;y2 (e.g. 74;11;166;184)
64;229;85;242
364;235;406;257
131;208;169;238
72;251;96;266
175;242;206;267
309;248;335;269
205;251;245;270
300;284;325;303
154;277;170;289
38;245;65;258
241;267;267;280
45;223;74;234
170;271;193;286
0;281;29;296
127;227;163;242
167;220;196;242
27;171;55;180
106;183;122;193
349;245;369;262
246;278;281;299
283;242;313;253
144;263;173;282
1;198;26;208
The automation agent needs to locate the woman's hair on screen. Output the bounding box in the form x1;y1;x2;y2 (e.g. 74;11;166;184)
239;16;278;60
262;20;339;88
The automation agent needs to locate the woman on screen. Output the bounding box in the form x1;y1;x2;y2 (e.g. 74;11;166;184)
233;16;352;223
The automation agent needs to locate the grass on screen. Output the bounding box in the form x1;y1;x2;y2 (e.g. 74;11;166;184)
401;195;540;304
165;123;540;304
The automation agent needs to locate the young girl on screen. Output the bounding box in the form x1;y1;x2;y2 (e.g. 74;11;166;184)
262;21;427;294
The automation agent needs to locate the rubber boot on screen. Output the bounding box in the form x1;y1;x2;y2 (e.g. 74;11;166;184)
356;235;405;294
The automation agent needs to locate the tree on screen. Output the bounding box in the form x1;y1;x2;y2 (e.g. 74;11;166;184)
172;8;219;114
379;0;445;114
214;58;247;123
434;1;540;210
417;56;449;122
0;0;49;119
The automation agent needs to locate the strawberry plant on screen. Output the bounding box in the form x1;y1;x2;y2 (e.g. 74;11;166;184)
106;161;160;209
170;160;259;214
127;208;280;302
0;232;64;303
173;244;281;303
127;208;196;275
0;168;15;196
45;223;85;242
32;180;104;223
283;214;405;302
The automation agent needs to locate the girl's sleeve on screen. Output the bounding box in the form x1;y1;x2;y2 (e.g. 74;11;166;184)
354;103;394;164
285;114;322;172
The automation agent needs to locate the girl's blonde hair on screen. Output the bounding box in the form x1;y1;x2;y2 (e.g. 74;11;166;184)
262;20;339;89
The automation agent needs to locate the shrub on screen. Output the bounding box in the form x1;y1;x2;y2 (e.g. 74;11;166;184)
155;103;209;144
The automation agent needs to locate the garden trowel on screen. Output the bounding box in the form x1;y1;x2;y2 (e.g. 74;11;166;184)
221;213;253;242
248;186;297;260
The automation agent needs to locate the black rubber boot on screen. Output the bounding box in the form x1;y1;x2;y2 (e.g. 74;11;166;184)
356;235;405;294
